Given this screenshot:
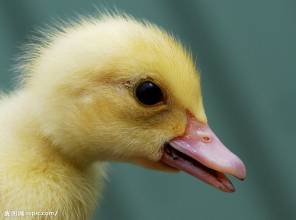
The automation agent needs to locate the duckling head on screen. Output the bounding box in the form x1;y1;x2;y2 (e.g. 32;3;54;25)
22;15;246;192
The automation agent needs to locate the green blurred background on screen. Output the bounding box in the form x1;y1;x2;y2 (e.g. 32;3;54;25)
0;0;295;219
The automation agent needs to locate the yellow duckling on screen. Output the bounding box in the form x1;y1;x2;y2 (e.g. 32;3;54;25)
0;14;246;220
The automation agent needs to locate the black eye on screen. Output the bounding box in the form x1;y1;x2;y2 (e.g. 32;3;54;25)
135;81;164;105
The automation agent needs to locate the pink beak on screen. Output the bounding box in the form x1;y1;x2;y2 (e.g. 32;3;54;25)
161;113;246;192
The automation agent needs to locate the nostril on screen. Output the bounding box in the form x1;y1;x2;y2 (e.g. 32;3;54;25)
201;136;211;143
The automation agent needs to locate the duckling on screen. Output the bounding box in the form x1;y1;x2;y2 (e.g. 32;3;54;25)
0;14;246;220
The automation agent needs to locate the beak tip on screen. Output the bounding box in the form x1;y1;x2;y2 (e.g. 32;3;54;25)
229;188;236;193
236;176;246;181
220;184;235;193
233;159;247;180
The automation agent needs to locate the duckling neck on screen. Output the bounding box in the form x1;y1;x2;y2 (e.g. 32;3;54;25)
0;88;104;175
0;90;107;219
0;89;105;171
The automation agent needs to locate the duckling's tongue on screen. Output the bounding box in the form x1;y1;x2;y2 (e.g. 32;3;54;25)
161;113;246;192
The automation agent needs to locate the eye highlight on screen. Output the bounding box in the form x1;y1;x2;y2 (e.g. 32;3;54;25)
135;80;164;106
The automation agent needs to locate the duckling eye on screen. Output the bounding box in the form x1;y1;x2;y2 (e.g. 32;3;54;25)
135;81;164;105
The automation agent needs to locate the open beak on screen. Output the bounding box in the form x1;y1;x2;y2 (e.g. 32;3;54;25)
160;113;246;192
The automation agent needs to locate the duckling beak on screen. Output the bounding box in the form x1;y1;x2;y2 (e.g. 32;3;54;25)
161;113;246;192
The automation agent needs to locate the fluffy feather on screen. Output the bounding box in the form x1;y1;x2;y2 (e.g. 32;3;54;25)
0;14;206;219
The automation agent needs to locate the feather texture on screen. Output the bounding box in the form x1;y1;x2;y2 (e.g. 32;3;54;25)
0;14;206;219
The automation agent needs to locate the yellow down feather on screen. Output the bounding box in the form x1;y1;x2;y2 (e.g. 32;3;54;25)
0;14;206;220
